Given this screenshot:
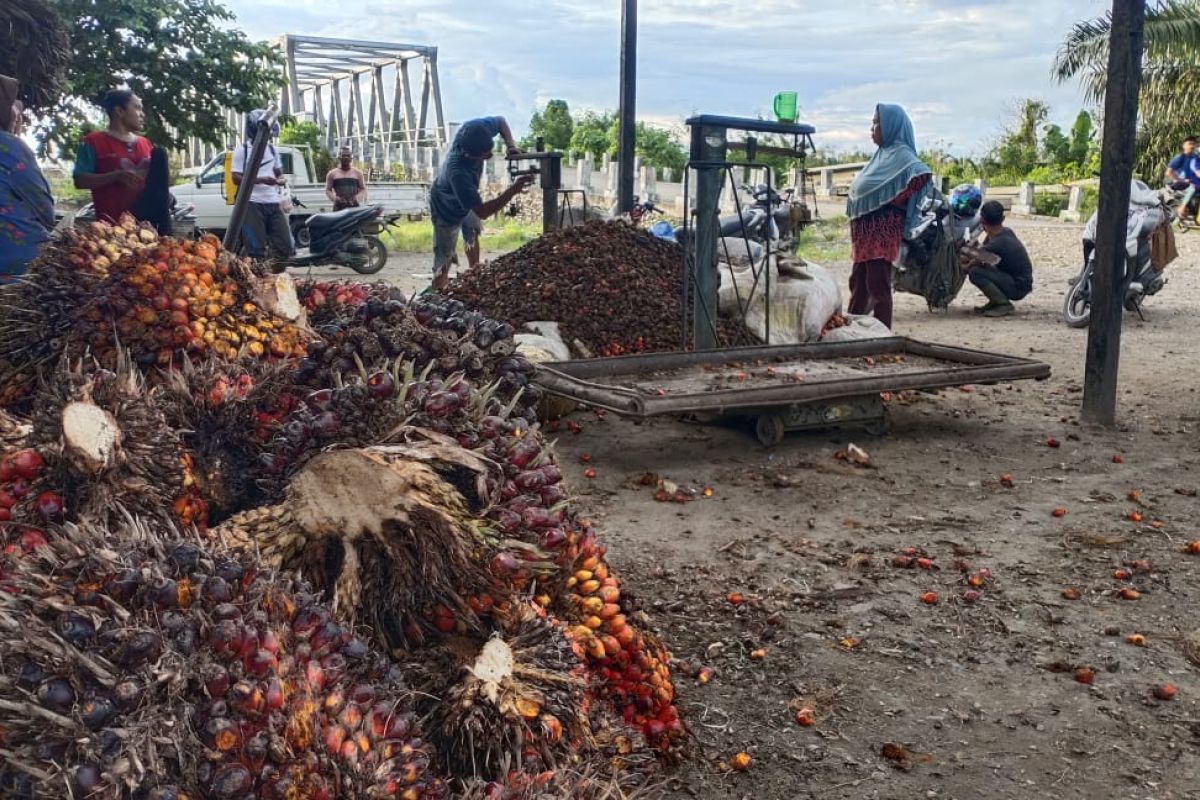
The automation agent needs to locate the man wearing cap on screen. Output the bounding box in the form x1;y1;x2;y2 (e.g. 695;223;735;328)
230;109;294;261
429;116;531;291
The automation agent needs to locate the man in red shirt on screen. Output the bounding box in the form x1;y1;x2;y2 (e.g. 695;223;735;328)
73;90;153;222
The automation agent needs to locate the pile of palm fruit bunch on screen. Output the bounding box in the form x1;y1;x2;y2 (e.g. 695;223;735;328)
443;220;751;357
0;216;682;798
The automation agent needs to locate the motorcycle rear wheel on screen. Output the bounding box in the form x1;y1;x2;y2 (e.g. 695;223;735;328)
1062;273;1092;328
352;236;388;275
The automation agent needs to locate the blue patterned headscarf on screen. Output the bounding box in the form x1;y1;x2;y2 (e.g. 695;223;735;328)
847;104;932;232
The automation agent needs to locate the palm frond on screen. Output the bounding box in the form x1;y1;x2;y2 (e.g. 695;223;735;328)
1053;0;1200;82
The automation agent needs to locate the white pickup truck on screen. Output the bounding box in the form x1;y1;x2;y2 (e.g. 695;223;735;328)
172;144;428;244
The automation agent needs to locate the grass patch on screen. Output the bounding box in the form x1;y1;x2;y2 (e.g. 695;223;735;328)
379;219;542;253
796;215;851;263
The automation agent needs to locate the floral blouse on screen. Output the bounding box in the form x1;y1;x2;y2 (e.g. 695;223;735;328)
0;132;55;281
850;173;930;265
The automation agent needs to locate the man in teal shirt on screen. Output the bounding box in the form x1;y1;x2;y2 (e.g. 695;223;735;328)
429;116;530;291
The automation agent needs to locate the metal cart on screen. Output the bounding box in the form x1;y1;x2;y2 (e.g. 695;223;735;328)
533;338;1051;446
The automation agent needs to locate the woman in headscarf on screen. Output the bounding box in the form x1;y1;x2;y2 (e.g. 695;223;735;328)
0;74;55;282
846;104;932;329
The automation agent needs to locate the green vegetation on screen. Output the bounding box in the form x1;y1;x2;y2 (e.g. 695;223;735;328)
38;0;283;158
1055;0;1200;181
378;219;541;254
526;101;688;179
795;216;851;264
526;100;574;151
278;120;332;181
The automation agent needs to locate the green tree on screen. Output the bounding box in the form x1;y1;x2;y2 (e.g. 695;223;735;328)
1042;124;1072;166
527;99;574;151
278;120;332;181
603;118;687;177
989;99;1048;179
38;0;283;157
569;111;615;160
1069;111;1095;166
1054;0;1200;178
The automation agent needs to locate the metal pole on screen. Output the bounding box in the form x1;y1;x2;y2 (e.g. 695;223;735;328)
1082;0;1145;426
692;125;725;350
617;0;637;214
223;106;280;254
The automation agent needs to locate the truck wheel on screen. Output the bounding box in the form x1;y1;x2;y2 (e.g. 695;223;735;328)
351;237;388;275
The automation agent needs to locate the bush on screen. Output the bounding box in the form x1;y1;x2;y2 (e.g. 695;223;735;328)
1033;191;1066;217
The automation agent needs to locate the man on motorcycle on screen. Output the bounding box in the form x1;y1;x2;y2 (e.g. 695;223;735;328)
1166;136;1200;220
961;201;1032;318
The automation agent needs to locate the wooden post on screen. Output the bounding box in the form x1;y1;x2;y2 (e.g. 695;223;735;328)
617;0;637;214
1082;0;1145;426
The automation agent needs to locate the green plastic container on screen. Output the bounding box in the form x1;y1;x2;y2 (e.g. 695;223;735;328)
773;91;798;123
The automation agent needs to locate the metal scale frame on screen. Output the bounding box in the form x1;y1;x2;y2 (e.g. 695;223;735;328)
505;138;592;235
680;115;817;351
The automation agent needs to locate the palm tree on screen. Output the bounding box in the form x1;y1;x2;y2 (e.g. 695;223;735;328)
0;0;70;112
1054;0;1200;179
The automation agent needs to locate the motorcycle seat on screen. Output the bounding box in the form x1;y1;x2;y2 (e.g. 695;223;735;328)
306;205;382;235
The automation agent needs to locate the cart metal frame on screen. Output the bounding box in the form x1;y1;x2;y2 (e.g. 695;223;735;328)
534;337;1051;446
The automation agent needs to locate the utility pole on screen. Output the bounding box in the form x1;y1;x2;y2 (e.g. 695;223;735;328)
1082;0;1145;425
617;0;637;214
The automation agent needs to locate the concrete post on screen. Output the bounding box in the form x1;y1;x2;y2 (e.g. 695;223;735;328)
1012;181;1036;216
639;165;657;200
576;156;592;192
974;177;988;196
1060;184;1086;222
820;168;835;197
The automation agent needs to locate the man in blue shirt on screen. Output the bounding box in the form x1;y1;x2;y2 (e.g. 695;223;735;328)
429;116;531;291
1166;136;1200;221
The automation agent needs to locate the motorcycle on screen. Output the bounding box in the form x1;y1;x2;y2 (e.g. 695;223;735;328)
716;183;802;246
893;183;984;310
272;201;396;275
1166;179;1199;233
1062;180;1169;328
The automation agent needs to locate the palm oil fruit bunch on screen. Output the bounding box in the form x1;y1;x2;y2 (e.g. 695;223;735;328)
76;227;307;369
561;530;681;751
61;215;160;277
0;519;445;799
414;603;590;781
23;362;188;527
475;423;682;751
296;279;373;325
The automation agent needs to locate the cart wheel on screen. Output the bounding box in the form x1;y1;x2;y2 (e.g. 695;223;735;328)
755;414;786;447
863;414;892;437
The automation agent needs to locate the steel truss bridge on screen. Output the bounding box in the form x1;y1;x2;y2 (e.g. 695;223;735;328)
183;34;447;169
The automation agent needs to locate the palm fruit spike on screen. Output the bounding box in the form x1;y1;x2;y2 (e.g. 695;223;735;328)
216;442;498;651
0;516;445;799
411;602;591;781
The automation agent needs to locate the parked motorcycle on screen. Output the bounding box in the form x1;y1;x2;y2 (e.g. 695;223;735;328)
717;183;802;246
893;183;984;310
1062;180;1169;328
272;202;396;275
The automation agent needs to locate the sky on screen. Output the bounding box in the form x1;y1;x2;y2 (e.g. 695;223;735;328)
222;0;1109;157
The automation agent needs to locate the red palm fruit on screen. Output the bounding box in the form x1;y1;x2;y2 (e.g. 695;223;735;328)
11;449;43;479
208;764;252;798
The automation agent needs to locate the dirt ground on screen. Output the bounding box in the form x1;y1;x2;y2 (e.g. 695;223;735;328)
307;220;1200;799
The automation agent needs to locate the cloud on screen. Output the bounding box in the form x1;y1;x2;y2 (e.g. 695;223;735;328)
223;0;1110;155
